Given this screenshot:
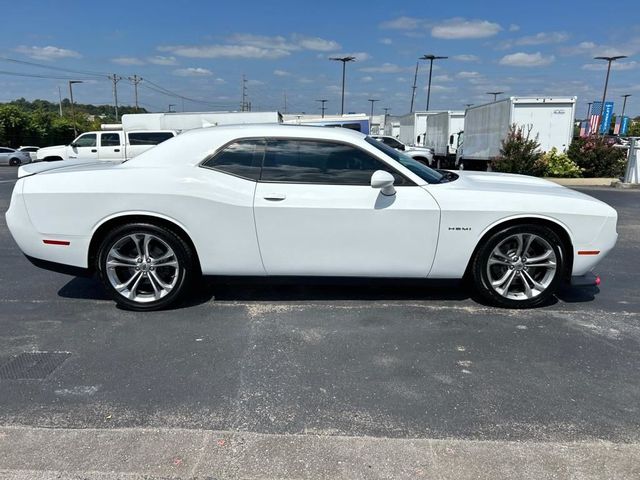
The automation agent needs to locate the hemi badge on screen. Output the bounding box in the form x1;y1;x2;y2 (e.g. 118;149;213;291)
43;239;70;246
577;250;600;255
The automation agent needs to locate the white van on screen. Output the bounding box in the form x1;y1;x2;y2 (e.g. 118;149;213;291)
36;130;176;162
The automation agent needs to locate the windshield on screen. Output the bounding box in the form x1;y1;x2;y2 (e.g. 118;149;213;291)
365;137;443;184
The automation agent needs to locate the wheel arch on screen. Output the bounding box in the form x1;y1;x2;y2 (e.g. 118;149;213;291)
464;215;574;279
88;213;201;274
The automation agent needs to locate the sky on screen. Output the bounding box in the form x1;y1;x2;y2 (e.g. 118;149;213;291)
1;0;639;118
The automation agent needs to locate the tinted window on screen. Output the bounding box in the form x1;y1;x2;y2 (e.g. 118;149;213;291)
21;147;38;152
101;133;121;147
261;139;408;185
128;132;174;146
202;139;264;181
365;137;443;184
0;148;14;153
74;134;96;147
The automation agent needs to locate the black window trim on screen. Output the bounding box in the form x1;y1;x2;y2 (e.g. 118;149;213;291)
199;136;416;187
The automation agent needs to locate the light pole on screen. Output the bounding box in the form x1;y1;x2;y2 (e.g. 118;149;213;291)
368;99;379;118
330;56;356;115
409;61;420;113
593;55;627;135
465;103;474;108
168;104;176;112
421;54;447;110
383;107;391;115
486;91;504;102
621;94;631;120
316;99;328;118
68;80;83;138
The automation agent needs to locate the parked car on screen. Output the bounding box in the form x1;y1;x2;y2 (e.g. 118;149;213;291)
370;135;434;165
36;130;176;162
18;146;40;162
0;147;32;166
7;125;617;311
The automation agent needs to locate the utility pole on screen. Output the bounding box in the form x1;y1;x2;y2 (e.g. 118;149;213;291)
316;99;328;118
108;74;122;121
368;99;379;118
241;74;248;112
68;80;83;137
128;75;142;111
410;61;419;113
593;56;627;135
486;91;504;102
383;107;391;115
58;86;63;117
330;56;356;115
421;54;447;111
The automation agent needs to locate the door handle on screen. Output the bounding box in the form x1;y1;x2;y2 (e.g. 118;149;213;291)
263;193;286;201
91;149;97;153
114;148;120;152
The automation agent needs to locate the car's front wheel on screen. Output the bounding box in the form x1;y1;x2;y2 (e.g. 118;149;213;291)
472;224;566;308
9;158;21;166
96;223;196;311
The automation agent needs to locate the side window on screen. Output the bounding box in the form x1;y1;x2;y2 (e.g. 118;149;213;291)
101;133;121;147
74;134;97;147
0;148;12;153
128;132;175;145
201;139;264;181
261;139;408;185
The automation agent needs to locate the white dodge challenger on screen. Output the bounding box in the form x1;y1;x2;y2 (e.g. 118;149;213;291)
6;124;617;311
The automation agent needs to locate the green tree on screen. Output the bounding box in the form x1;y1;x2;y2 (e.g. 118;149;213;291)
0;105;31;147
491;124;547;176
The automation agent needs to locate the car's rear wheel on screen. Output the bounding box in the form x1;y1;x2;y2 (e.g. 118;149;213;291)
96;223;195;311
472;224;566;308
9;158;21;166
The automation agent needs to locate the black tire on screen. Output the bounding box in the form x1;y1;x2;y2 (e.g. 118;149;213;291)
412;156;430;166
9;158;21;166
96;222;197;311
471;224;566;309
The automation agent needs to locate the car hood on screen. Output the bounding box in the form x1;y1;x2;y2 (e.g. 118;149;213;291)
452;170;578;195
18;159;123;178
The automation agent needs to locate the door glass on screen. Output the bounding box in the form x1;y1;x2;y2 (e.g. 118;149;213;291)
74;134;97;147
101;133;121;147
262;139;408;185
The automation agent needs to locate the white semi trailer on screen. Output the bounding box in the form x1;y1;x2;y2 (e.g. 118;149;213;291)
424;111;465;168
397;111;445;146
121;111;282;132
456;97;577;170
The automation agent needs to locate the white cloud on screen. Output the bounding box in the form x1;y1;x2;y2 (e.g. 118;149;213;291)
380;16;423;30
379;38;393;45
582;60;638;71
111;56;145;65
433;74;453;82
160;44;290;59
359;62;408;73
147;55;178;65
273;69;291;76
516;31;569;45
294;35;341;52
499;52;555;67
362;76;373;82
560;41;633;58
457;71;482;79
452;54;479;62
431;18;502;39
15;45;81;61
509;24;520;32
173;67;213;76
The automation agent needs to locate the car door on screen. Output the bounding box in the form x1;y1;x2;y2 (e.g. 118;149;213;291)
98;132;123;160
69;133;98;160
253;138;440;277
0;148;11;165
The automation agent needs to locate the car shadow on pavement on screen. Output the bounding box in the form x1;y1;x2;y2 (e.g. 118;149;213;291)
57;275;597;310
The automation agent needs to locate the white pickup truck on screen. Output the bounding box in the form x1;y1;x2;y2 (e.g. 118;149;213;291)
36;130;176;162
370;135;434;166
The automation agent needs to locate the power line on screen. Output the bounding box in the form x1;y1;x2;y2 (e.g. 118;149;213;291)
0;69;86;81
0;56;108;78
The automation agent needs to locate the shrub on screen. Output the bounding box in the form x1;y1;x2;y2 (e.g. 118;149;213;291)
491;124;547;176
567;137;627;178
542;147;582;178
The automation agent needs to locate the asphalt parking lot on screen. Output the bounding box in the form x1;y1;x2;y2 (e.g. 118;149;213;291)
1;166;639;477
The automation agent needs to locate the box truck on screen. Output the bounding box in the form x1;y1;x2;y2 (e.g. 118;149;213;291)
456;97;577;170
397;111;445;147
424;111;465;168
121;111;282;132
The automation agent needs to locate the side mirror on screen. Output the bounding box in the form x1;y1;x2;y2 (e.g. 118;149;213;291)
69;142;77;148
371;170;396;196
399;144;405;151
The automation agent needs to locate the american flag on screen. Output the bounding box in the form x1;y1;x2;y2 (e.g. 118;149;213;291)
589;101;603;135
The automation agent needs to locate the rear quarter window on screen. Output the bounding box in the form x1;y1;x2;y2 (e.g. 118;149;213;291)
128;132;175;146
